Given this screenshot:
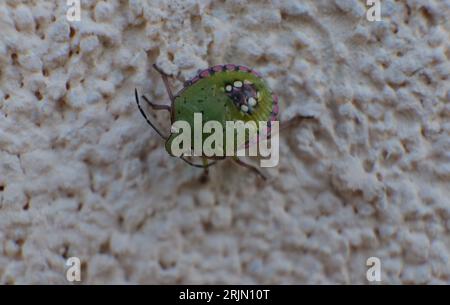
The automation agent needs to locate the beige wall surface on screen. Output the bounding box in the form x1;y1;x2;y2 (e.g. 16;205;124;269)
0;0;449;284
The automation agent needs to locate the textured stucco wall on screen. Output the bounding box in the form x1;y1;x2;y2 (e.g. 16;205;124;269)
0;0;449;284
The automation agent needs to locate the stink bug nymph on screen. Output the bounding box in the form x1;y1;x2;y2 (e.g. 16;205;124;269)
135;64;314;181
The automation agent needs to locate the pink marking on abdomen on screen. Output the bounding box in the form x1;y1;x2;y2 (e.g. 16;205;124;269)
273;94;279;104
225;64;236;71
251;70;262;77
200;69;210;78
238;65;250;72
212;65;223;72
191;76;200;84
271;94;279;120
272;104;279;115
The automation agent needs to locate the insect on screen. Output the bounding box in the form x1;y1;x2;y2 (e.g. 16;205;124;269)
135;64;313;181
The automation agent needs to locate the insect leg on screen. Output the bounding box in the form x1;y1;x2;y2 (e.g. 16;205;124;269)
180;156;218;168
232;157;267;181
280;115;315;131
141;95;171;113
152;64;175;104
135;89;168;140
260;115;316;143
200;157;210;183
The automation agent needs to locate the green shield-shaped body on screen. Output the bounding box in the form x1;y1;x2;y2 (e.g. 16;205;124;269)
165;64;279;157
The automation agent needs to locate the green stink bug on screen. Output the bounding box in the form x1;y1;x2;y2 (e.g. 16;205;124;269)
135;64;313;181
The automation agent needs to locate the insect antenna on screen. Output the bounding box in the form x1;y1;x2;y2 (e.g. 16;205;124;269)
135;89;168;140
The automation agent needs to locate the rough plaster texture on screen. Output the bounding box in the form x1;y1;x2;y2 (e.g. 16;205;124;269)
0;0;449;284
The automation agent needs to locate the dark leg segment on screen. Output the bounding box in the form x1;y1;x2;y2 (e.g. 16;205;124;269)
280;114;315;131
180;156;218;168
200;157;210;183
232;157;267;180
152;64;175;104
135;89;168;140
141;95;171;113
262;115;316;142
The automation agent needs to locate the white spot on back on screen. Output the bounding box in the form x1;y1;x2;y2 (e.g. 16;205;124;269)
233;81;243;88
225;85;232;92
